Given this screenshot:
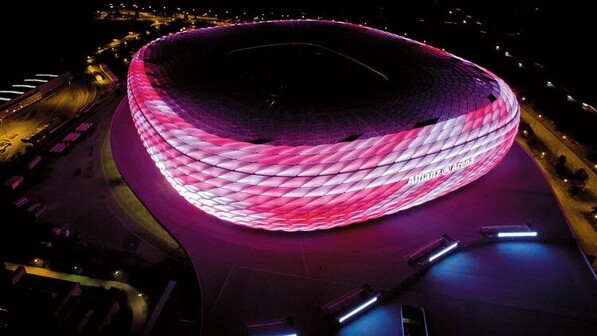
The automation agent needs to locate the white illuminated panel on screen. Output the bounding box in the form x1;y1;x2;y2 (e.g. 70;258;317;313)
35;73;59;77
428;242;458;262
337;296;378;323
12;84;37;89
497;232;538;238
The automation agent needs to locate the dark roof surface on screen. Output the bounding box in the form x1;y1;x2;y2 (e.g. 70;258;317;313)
141;20;500;146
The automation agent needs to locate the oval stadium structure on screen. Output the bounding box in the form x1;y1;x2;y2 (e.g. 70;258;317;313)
127;20;520;231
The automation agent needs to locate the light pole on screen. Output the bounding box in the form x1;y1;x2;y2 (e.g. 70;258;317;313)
554;135;566;156
0;118;7;138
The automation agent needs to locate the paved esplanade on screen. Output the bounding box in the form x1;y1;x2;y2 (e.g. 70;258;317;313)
110;98;594;335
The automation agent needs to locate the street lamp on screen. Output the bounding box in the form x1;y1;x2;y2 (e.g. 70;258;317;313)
0;118;7;138
554;135;567;155
554;141;561;155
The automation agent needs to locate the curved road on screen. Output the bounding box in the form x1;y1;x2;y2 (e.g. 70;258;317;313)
520;106;597;255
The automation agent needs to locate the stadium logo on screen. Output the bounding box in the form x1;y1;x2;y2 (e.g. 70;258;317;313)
408;158;475;185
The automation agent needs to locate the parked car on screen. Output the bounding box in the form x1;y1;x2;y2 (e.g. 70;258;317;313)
14;196;29;208
26;202;46;218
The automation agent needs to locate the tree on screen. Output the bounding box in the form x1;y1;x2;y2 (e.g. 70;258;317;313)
555;155;571;179
571;168;589;190
574;168;589;184
568;185;582;196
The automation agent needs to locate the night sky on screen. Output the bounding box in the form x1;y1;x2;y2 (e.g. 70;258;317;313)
0;0;595;104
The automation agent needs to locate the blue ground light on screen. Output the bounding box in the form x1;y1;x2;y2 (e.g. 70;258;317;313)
338;242;597;336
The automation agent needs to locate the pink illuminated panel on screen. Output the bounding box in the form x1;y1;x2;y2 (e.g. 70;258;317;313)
127;21;520;231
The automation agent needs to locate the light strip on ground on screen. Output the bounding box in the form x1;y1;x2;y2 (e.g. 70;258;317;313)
337;296;378;323
35;73;59;77
428;242;458;262
497;231;538;238
0;97;10;101
24;79;48;83
12;84;36;89
0;90;24;95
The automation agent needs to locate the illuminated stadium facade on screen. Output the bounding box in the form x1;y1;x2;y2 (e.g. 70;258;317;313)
127;20;520;231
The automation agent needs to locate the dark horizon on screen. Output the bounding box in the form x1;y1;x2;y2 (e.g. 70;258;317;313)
0;0;595;105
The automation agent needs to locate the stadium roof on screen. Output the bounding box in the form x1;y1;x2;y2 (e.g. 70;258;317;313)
136;20;500;146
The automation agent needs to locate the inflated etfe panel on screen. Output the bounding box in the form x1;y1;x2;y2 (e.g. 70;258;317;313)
128;20;519;231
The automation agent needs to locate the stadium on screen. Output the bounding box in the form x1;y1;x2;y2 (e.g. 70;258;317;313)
127;20;520;231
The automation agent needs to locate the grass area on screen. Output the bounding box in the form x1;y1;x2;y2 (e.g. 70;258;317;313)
100;121;185;259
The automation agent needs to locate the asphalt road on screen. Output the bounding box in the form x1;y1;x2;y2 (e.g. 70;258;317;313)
520;107;597;255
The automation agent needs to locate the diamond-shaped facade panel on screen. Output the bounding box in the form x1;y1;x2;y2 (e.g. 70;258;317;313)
128;20;520;231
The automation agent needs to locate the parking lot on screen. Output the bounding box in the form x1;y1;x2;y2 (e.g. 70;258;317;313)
0;81;96;161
